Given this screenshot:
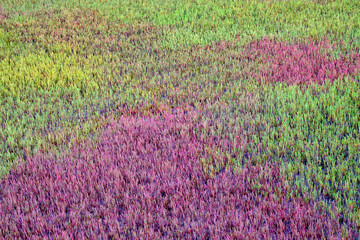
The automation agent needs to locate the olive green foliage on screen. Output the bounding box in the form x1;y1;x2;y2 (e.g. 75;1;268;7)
262;77;360;224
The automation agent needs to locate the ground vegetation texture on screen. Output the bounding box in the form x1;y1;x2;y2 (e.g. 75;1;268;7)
0;0;359;238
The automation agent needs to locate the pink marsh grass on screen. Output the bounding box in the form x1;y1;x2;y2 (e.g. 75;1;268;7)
237;36;360;86
0;108;357;239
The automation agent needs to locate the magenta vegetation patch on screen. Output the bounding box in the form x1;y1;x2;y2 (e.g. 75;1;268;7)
0;111;357;239
240;37;360;86
0;6;6;20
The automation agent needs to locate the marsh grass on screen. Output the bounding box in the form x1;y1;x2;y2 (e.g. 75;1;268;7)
0;0;359;238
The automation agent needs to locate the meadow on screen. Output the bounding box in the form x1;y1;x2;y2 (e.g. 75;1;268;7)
0;0;359;238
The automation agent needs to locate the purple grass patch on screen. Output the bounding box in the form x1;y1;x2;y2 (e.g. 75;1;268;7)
239;37;360;86
0;109;358;239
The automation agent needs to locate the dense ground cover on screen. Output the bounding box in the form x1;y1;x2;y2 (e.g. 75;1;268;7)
0;0;359;238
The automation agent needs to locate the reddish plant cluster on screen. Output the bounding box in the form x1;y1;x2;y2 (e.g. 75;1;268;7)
0;109;357;239
0;6;7;21
239;37;360;86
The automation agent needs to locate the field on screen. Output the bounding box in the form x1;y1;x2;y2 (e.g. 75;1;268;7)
0;0;359;238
